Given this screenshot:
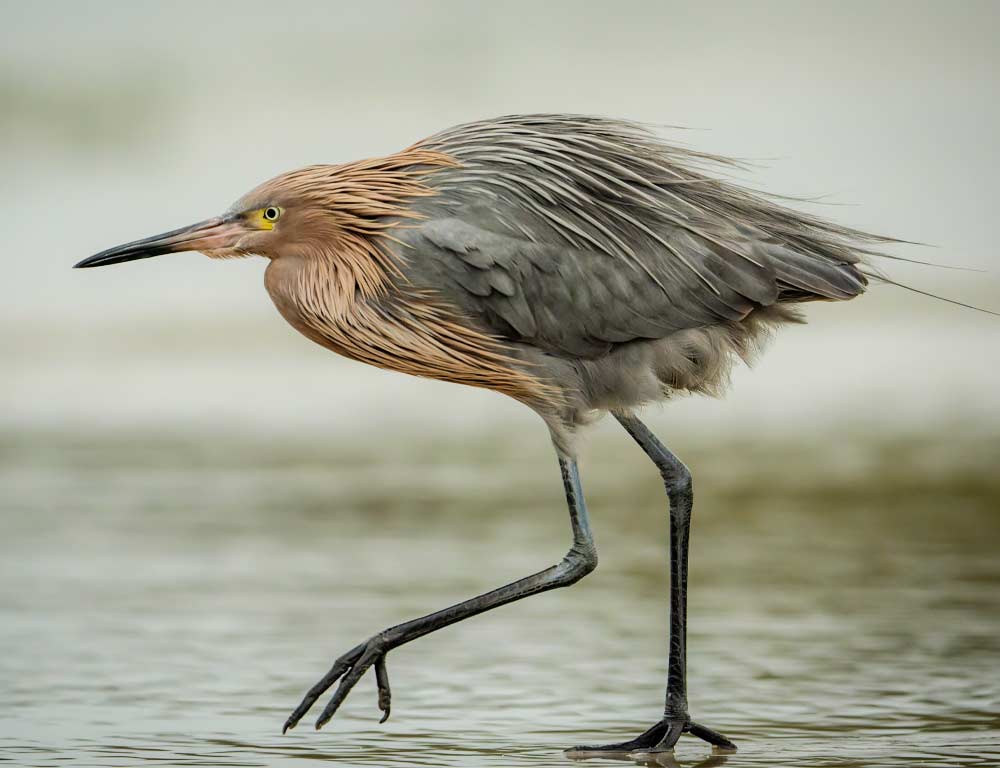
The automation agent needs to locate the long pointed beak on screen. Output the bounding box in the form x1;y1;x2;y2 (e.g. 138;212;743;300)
74;215;248;269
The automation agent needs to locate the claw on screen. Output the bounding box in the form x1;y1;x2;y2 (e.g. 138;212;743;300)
312;641;390;730
283;641;367;733
283;659;349;733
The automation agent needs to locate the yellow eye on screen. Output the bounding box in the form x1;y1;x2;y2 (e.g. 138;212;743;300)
263;206;281;222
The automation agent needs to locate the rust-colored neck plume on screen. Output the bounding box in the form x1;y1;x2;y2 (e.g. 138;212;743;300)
253;147;457;297
262;146;558;411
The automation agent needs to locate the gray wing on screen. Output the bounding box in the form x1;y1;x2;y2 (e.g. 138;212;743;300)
397;115;879;359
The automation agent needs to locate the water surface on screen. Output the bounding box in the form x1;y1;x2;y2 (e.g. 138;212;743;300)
2;427;998;766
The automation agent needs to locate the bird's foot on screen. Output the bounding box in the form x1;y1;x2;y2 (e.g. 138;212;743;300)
566;717;736;757
283;634;392;733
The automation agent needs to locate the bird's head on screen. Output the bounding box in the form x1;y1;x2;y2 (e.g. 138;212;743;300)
73;147;458;271
73;173;325;268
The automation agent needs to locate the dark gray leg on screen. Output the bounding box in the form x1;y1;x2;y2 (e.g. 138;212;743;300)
283;453;597;732
568;413;735;755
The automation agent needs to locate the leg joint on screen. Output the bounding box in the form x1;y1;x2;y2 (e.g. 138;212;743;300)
557;544;598;585
660;458;692;499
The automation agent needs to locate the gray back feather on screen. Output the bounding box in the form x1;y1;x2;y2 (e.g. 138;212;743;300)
394;114;889;359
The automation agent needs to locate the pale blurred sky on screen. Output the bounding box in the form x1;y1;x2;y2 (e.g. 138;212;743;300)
2;1;999;440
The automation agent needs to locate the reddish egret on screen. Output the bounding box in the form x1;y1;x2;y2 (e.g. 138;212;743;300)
77;114;932;754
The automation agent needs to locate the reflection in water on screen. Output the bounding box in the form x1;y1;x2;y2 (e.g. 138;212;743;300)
568;747;733;766
1;427;998;767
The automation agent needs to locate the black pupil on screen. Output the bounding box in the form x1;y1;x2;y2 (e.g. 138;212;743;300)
265;208;277;220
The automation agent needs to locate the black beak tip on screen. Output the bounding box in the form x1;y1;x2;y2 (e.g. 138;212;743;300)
72;248;151;269
73;250;115;269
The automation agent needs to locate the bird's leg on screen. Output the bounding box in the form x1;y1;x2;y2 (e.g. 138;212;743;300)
283;453;597;733
568;413;736;756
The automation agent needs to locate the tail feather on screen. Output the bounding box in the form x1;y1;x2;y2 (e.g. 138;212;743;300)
862;251;986;271
860;266;1000;316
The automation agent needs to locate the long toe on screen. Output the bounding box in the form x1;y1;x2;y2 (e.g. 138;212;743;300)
565;721;671;756
687;722;737;752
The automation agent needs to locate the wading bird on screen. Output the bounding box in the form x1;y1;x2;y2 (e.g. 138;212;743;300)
77;114;922;755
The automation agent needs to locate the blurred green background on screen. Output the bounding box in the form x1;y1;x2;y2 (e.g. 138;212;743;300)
2;2;998;766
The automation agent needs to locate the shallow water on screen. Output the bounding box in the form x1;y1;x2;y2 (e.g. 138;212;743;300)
2;427;999;767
